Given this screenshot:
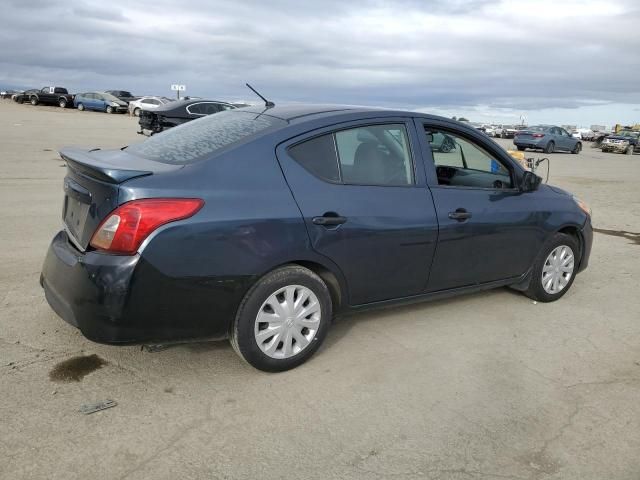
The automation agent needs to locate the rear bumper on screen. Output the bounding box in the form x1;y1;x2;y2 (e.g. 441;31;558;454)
513;138;545;148
41;231;248;344
41;231;141;343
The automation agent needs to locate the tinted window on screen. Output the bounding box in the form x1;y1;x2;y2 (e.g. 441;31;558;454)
336;124;413;186
288;124;414;186
427;128;513;189
289;134;340;182
128;110;284;165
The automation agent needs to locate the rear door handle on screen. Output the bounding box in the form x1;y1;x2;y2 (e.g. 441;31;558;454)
448;209;472;221
312;215;347;226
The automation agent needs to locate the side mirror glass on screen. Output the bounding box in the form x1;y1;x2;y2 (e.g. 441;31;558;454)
521;171;542;192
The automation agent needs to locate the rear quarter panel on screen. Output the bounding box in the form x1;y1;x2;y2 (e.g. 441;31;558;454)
118;137;345;336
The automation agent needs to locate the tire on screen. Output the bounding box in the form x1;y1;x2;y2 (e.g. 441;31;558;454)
572;142;582;154
523;233;580;303
133;107;141;117
59;98;67;108
230;265;332;372
544;141;555;154
106;106;114;114
517;146;525;151
30;97;38;106
77;103;85;111
626;145;634;155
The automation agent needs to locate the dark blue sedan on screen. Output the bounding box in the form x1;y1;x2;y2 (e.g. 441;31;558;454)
41;105;593;371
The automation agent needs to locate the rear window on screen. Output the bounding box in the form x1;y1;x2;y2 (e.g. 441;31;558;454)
127;110;285;165
527;126;547;132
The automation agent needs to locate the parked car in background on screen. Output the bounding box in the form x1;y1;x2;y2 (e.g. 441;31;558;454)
41;104;592;371
575;128;595;141
29;87;74;108
484;125;505;137
138;99;235;135
601;130;639;155
0;89;20;99
501;125;525;138
128;96;173;116
12;89;39;103
104;90;138;104
514;125;582;154
74;92;128;113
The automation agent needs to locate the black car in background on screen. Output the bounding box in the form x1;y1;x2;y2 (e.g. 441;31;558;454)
105;90;138;104
13;89;39;103
138;99;235;135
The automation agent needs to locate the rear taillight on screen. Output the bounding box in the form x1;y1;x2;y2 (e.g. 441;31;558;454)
532;133;544;138
90;198;204;254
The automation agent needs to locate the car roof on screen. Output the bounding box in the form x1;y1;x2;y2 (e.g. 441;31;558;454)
238;104;380;122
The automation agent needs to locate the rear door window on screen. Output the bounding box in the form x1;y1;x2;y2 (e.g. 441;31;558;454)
288;123;414;186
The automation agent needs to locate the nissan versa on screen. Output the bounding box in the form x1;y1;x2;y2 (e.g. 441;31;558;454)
41;105;593;371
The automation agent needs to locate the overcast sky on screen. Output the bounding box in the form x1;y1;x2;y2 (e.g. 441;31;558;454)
1;0;638;125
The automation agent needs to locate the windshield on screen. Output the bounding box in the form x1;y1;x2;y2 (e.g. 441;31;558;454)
102;93;121;102
127;110;286;165
618;130;639;138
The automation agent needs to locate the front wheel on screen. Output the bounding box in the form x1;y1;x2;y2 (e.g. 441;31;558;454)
544;141;555;154
77;103;85;111
230;265;332;372
572;142;582;154
523;233;579;302
133;107;141;116
106;105;114;114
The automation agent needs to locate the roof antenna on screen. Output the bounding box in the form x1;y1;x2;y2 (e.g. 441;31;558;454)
246;83;275;108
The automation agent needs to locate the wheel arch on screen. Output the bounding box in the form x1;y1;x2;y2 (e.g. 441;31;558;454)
290;260;344;311
557;224;584;264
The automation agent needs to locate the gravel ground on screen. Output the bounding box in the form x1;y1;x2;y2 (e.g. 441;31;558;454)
1;100;639;480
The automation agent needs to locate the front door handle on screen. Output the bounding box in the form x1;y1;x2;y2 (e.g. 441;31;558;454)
448;208;472;221
312;214;347;226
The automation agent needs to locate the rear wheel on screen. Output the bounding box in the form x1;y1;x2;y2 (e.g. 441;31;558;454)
230;265;332;372
523;233;579;302
59;98;67;108
544;141;555;154
30;97;38;106
572;142;582;154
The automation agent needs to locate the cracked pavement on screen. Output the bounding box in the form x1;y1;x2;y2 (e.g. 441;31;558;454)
1;102;639;479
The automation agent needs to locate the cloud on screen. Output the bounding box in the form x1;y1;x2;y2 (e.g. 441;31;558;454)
1;0;639;123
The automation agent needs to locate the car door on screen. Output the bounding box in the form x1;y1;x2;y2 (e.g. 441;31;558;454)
95;94;107;111
416;119;547;291
558;128;575;151
276;119;439;306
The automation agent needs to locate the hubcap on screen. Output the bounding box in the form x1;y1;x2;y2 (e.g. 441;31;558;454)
541;245;574;294
254;285;321;359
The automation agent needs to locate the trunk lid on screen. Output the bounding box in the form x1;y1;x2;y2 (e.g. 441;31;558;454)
60;147;180;250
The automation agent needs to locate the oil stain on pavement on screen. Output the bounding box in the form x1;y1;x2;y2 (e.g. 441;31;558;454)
49;354;107;382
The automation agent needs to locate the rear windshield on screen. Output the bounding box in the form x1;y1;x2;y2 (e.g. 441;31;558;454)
127;110;285;165
527;126;547;132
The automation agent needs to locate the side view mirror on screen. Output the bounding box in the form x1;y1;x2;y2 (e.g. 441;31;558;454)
520;171;542;192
